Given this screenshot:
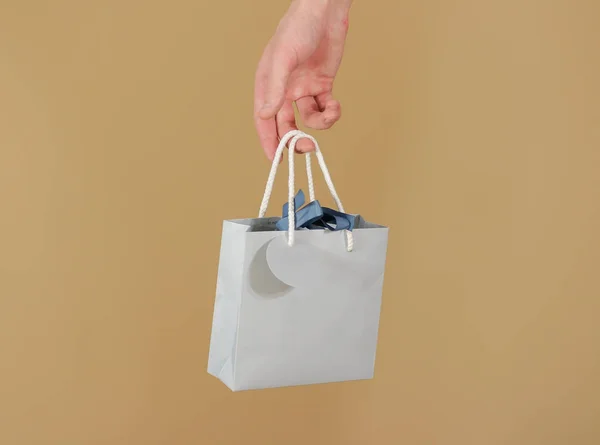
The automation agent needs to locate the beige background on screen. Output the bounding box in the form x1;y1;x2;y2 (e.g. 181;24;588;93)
1;1;599;444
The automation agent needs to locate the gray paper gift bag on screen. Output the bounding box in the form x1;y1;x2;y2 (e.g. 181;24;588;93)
207;130;389;391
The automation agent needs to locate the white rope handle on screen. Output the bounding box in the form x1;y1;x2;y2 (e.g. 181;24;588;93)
258;130;354;252
258;130;315;218
306;152;315;203
289;134;354;252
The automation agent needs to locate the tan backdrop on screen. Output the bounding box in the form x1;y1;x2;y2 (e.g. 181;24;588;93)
1;1;599;444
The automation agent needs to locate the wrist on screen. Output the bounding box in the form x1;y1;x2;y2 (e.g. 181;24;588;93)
294;0;353;14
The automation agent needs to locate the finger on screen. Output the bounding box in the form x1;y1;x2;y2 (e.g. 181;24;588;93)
255;114;279;161
276;100;315;153
314;92;342;128
255;52;280;160
258;45;298;120
296;93;342;130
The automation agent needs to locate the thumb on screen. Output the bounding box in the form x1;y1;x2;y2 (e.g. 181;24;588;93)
258;47;297;120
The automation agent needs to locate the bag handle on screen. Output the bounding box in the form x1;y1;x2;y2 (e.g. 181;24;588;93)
258;130;312;217
258;130;354;252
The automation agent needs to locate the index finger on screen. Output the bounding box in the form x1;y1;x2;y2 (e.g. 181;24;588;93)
254;113;279;161
255;59;279;160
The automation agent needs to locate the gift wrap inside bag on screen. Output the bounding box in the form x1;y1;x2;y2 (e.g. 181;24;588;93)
207;130;389;391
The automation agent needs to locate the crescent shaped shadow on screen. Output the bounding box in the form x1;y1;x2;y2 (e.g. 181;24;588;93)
248;239;293;299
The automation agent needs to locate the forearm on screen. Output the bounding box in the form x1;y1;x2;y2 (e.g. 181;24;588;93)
292;0;353;30
294;0;353;14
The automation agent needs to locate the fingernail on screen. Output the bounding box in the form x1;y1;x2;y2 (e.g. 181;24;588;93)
259;103;272;117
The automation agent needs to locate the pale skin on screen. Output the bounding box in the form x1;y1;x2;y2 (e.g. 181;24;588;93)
254;0;354;160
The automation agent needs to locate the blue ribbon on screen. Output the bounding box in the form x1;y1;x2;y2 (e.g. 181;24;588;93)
276;189;355;232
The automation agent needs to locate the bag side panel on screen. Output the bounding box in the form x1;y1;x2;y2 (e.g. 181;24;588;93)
207;220;248;390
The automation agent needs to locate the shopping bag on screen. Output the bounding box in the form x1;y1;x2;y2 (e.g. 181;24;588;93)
207;130;389;391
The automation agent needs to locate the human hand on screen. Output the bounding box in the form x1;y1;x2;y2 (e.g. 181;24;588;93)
254;0;353;160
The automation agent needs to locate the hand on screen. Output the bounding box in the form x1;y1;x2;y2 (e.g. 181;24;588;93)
254;0;353;160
